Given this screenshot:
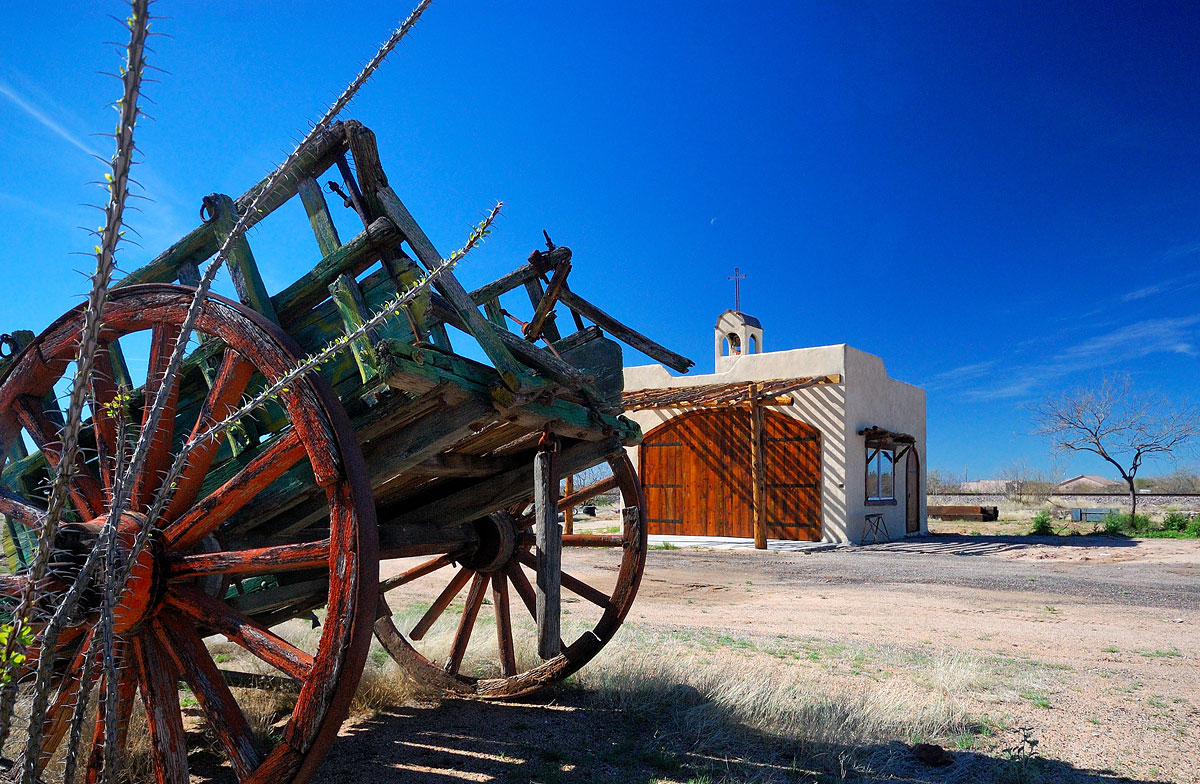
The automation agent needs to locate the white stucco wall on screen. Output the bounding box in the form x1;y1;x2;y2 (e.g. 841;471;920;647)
624;343;926;544
842;347;927;541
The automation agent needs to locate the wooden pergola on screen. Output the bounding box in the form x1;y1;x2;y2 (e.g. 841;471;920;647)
622;374;841;548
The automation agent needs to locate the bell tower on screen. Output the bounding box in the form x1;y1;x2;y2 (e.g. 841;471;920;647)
714;310;763;371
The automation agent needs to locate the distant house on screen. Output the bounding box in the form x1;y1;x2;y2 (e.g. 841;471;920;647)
960;479;1009;493
1057;475;1120;493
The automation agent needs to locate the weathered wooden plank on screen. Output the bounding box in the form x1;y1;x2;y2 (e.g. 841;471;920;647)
427;297;592;392
374;185;528;387
117;222;219;287
233;121;349;225
524;256;571;342
329;273;380;382
271;217;402;323
208;193;280;323
557;283;694;373
467;247;570;303
382;436;622;531
534;435;561;659
522;272;563;343
483;297;505;327
297;175;343;258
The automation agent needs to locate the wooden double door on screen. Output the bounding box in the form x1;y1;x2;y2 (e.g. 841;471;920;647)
640;409;821;540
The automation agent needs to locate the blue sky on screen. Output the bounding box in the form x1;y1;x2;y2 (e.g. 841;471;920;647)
2;1;1198;480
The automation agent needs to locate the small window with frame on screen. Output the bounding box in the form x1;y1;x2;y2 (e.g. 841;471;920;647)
866;443;895;504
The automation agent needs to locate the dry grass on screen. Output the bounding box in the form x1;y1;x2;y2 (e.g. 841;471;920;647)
565;630;984;779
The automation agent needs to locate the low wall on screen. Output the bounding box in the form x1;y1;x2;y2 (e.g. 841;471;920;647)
928;493;1200;517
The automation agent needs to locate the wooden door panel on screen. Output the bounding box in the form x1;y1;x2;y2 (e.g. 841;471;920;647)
642;408;821;541
762;411;822;542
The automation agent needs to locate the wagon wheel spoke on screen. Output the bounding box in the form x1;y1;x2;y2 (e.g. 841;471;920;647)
132;322;184;510
164;348;256;522
13;394;105;517
378;551;463;593
89;343;123;490
2;286;378;783
506;561;565;653
85;642;137;784
504;561;538;622
133;629;190;783
444;572;488;675
158;612;263;780
0;572;27;597
35;629;98;769
491;575;517;677
517;550;611;609
410;566;474;641
0;485;45;530
164;430;306;551
166;587;314;681
167;539;330;582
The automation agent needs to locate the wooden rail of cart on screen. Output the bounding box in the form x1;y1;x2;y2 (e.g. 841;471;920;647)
0;120;693;784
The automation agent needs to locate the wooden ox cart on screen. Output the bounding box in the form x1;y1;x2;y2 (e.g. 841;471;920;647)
0;120;693;783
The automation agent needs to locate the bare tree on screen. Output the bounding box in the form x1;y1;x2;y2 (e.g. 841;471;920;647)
926;468;961;494
1031;375;1200;516
998;458;1062;504
1142;467;1200;494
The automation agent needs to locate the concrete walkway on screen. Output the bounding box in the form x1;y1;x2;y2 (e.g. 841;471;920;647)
647;534;840;552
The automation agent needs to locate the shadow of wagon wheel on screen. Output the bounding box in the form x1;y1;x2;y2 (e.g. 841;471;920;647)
183;688;1163;784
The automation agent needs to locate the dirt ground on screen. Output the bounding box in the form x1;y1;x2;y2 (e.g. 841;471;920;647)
301;527;1200;784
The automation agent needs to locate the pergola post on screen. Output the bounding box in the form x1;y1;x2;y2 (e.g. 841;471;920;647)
562;474;574;535
750;382;767;549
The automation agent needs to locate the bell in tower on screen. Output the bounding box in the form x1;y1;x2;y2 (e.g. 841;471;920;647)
714;310;763;371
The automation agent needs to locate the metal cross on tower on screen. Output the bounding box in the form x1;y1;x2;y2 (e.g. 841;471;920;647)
729;267;747;311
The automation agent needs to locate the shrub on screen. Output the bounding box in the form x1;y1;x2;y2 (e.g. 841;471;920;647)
1163;511;1190;532
1187;518;1200;538
1029;510;1053;536
1102;512;1152;535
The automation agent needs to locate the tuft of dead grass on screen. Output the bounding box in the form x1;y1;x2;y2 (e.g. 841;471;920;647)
567;629;983;778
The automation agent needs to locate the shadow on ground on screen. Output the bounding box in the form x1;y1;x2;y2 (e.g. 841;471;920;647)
284;688;1159;784
862;533;1139;557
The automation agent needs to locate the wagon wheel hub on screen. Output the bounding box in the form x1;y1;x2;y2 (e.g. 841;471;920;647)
459;512;519;573
54;512;165;634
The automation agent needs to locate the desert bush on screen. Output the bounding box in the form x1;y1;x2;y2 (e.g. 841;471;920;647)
1163;511;1191;532
1101;512;1151;534
1102;513;1126;535
1028;510;1053;536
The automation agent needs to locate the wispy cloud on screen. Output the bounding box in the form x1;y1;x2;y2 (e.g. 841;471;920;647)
1056;315;1200;364
956;315;1200;402
927;360;996;390
1164;240;1200;260
0;78;103;159
967;377;1038;402
1121;271;1200;302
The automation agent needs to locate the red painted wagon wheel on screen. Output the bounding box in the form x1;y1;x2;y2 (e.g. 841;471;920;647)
0;285;377;784
373;451;646;698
